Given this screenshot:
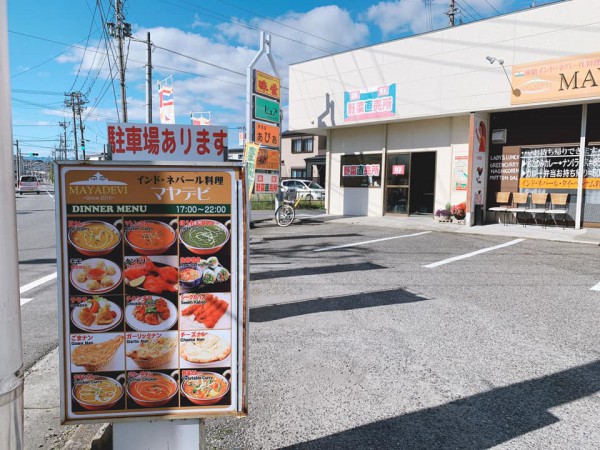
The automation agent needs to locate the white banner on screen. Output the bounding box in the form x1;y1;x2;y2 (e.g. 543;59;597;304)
159;86;175;124
107;122;228;162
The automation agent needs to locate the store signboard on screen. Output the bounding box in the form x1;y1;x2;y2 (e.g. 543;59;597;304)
253;96;280;124
254;173;279;193
254;70;280;100
344;84;396;123
107;123;228;162
511;51;600;105
253;122;280;149
392;165;405;175
56;163;247;423
340;154;382;188
255;148;280;171
519;146;600;189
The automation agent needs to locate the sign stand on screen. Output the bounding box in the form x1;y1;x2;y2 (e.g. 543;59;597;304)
113;419;205;449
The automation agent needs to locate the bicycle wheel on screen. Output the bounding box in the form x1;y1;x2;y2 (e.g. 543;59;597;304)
275;204;295;227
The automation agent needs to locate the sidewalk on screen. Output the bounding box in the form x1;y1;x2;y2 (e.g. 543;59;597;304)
253;209;600;246
24;212;599;449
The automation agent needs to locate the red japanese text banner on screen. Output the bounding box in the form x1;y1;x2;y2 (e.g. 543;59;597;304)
108;123;228;162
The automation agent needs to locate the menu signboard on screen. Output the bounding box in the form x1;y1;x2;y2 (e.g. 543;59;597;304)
56;163;247;423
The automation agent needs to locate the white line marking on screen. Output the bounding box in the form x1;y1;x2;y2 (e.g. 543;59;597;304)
43;186;55;201
423;238;525;268
591;282;600;291
20;298;34;306
20;272;57;295
313;231;431;252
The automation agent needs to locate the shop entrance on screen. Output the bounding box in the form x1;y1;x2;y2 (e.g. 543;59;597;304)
385;151;436;215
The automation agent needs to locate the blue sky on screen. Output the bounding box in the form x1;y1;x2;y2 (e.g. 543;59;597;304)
8;0;560;157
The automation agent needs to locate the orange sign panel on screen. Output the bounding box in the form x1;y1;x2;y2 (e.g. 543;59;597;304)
254;70;280;100
255;148;280;171
254;122;280;149
511;51;600;105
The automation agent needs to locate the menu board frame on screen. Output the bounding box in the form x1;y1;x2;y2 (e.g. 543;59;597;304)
55;161;248;424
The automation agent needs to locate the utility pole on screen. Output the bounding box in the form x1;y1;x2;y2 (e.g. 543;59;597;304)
0;0;25;445
108;0;131;122
59;120;68;160
146;31;152;123
447;0;458;27
14;140;19;180
76;95;88;160
65;93;79;160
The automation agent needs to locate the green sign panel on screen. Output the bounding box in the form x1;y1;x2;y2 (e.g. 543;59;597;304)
254;95;280;123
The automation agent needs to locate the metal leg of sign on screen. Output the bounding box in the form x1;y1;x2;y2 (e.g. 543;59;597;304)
113;420;201;449
200;418;207;450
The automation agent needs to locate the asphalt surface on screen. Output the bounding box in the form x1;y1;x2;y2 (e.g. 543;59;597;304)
17;191;600;449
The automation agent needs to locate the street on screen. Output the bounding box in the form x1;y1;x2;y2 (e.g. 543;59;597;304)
18;192;600;449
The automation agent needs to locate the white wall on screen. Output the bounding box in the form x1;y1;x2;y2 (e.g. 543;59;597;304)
328;117;470;216
329;125;386;215
289;0;596;132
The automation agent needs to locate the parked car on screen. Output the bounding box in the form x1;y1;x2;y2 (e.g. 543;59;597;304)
17;175;40;194
281;179;325;200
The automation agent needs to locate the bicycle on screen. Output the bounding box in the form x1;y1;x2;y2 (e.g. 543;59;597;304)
275;187;303;227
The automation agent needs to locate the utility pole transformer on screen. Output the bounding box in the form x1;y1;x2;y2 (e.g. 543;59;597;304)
447;0;458;27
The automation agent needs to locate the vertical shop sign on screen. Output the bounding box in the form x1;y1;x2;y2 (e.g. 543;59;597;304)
56;164;247;423
469;113;489;218
243;142;260;199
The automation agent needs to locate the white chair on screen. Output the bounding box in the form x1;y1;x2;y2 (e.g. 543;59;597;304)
546;193;569;228
488;192;512;225
524;193;549;227
506;192;529;226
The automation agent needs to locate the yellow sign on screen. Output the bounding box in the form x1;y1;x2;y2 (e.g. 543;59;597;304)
256;148;280;171
254;70;280;100
254;122;280;148
511;51;600;105
519;177;600;189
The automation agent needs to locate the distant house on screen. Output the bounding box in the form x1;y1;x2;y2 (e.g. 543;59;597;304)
280;131;326;186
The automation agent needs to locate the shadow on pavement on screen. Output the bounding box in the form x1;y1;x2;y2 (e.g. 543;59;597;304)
280;359;600;450
250;262;385;282
250;287;426;322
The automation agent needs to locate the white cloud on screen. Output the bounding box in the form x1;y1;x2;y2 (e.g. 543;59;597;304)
55;6;370;132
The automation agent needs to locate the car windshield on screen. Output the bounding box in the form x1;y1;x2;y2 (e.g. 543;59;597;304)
307;182;323;189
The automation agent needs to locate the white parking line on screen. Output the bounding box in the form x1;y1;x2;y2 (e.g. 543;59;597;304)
313;231;431;252
20;272;57;296
423;238;525;268
43;186;55;201
590;282;600;291
20;298;34;306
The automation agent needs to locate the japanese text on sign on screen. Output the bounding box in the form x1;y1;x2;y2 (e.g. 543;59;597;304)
342;164;381;177
254;173;279;193
107;123;228;162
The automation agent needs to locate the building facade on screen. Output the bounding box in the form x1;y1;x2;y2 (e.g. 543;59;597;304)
288;0;600;227
280;131;327;185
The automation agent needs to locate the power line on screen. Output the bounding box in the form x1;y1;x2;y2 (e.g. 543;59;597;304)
152;44;246;77
68;1;99;92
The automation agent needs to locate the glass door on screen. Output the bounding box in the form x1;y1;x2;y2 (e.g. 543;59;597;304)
385;153;410;214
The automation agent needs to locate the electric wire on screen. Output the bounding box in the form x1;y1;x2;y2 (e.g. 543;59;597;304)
68;0;99;92
197;0;353;51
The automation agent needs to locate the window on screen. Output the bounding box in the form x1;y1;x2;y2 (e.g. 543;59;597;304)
291;138;314;154
291;169;307;178
340;154;382;188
